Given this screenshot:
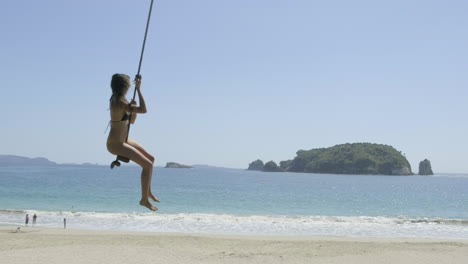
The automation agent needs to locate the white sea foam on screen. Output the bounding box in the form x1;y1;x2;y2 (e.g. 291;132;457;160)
1;209;467;239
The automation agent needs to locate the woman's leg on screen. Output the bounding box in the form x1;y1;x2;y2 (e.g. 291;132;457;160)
127;139;160;202
107;142;157;211
127;138;154;162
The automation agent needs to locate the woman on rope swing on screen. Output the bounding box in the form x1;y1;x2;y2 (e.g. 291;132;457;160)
106;74;159;211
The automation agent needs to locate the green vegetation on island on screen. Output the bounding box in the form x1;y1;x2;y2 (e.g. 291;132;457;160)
247;159;264;171
248;143;413;175
263;161;283;172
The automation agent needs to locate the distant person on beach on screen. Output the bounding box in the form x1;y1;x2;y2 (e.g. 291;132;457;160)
25;214;29;226
106;74;159;211
33;213;37;226
63;218;66;229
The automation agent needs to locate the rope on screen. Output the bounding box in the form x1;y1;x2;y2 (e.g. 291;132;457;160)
111;0;155;169
126;0;155;143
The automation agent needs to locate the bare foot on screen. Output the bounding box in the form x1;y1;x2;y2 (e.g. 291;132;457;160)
139;199;158;211
149;193;160;203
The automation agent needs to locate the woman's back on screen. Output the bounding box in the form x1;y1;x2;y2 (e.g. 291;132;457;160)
108;95;129;143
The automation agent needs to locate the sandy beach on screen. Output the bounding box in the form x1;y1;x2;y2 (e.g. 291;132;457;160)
1;226;467;264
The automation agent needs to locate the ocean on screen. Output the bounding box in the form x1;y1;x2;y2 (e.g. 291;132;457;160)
1;165;467;239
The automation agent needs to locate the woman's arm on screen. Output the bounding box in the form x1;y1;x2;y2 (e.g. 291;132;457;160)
127;75;147;114
129;101;137;124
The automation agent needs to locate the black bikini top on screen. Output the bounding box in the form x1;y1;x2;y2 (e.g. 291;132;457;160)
105;111;130;133
121;112;130;121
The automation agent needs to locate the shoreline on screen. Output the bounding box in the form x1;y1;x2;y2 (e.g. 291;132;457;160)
3;209;467;240
3;223;468;241
1;226;467;264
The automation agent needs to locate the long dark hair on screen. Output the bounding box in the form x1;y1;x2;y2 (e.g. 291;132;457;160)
110;74;131;98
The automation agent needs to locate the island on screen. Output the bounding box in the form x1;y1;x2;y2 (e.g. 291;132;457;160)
247;159;264;171
164;162;193;169
0;155;57;166
0;155;100;167
418;159;434;175
248;143;413;175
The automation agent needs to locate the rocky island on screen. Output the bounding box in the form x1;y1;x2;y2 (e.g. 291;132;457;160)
165;162;193;169
248;143;413;175
418;159;434;175
247;160;264;171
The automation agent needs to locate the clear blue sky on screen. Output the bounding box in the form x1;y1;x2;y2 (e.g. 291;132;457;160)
1;0;467;172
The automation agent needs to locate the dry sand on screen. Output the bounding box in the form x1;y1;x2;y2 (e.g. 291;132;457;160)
1;226;467;264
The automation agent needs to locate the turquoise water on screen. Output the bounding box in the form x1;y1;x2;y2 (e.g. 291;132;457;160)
1;165;467;238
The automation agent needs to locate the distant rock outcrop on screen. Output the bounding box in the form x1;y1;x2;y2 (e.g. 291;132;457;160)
247;159;264;171
165;162;193;169
263;161;284;172
418;159;434;175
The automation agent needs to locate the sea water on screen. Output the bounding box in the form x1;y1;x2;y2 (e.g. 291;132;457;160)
0;165;467;239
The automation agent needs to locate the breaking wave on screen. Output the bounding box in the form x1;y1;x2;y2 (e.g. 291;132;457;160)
1;209;467;239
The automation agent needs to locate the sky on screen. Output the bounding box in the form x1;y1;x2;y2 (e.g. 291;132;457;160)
1;0;467;173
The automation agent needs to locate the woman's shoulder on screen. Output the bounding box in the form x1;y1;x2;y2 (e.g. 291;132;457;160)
110;95;129;107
